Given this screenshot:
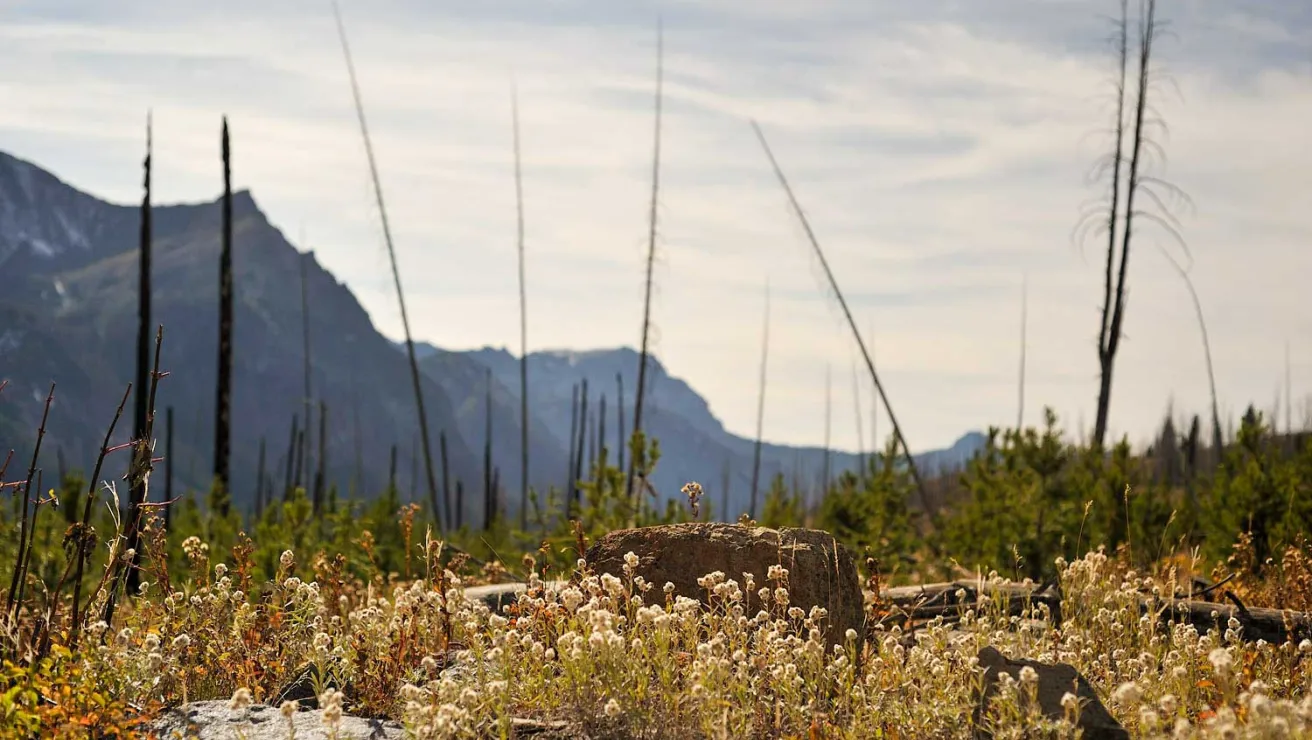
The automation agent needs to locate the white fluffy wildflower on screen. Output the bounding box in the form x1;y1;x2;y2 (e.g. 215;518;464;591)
1111;682;1141;707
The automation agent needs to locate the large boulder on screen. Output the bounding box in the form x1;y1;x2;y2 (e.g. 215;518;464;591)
974;646;1128;740
585;522;864;648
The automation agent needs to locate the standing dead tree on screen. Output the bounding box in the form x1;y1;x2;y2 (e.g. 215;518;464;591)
213;117;234;515
1156;245;1220;457
1077;0;1182;449
333;0;445;532
626;20;664;523
748;281;771;519
483;367;494;528
299;245;314;498
616;373;625;476
125;115;152;594
511;82;531;531
821;364;831;501
1018;274;1028;431
851;357;866;486
750;121;931;523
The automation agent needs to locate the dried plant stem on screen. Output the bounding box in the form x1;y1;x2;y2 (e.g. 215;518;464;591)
69;384;132;650
6;383;53;620
104;326;165;629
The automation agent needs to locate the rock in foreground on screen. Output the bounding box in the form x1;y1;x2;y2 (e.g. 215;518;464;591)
150;701;405;739
974;646;1129;740
585;522;864;647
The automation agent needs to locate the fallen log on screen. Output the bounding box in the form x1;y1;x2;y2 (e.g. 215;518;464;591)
877;580;1312;646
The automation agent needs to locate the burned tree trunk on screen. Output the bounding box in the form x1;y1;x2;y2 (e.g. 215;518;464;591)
213;117;234;514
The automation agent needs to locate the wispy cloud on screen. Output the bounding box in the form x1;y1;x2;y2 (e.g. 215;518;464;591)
2;0;1309;453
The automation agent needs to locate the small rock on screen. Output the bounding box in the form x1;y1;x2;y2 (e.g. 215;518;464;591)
462;580;570;614
585;522;864;648
271;662;352;709
974;646;1128;740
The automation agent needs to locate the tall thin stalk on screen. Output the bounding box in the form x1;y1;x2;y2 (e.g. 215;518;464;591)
851;357;866;485
512;81;531;531
597;394;607;463
1154;244;1222;460
389;444;398;493
566;382;579;514
350;362;363;497
616;373;625;476
626;20;664;523
720;457;731;522
299;244;314;496
483;367;493;528
313;400;327;512
821;364;831;500
750;120;930;520
439;431;450;512
748;281;770;519
332;0;445;532
292;427;306;495
869;325;877;451
255;437;267;519
574;379;589;514
1285;340;1292;437
283;413;298;501
1018;273;1028;431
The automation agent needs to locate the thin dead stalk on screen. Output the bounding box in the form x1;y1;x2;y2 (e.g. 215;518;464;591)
6;383;53;621
332;0;446;532
750;120;931;525
68;384;133;650
626;19;664;525
512;81;531;531
748;281;770;519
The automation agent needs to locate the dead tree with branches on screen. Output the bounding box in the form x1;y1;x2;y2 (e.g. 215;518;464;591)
1077;0;1186;449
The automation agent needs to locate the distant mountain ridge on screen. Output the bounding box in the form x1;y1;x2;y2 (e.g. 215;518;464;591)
400;340;987;518
0;146;982;527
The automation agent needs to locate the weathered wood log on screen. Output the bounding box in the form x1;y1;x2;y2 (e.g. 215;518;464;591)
878;580;1312;646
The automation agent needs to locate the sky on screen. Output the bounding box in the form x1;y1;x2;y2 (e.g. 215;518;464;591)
1;0;1309;455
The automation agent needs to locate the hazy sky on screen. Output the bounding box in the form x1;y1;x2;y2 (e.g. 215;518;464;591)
2;0;1309;454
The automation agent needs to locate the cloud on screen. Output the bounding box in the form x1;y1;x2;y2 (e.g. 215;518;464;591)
2;0;1310;454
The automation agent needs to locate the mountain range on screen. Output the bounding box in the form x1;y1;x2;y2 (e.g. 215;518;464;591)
0;148;984;525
